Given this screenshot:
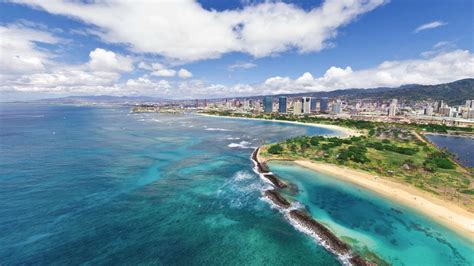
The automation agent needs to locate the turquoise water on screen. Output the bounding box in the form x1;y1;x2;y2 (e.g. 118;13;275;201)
425;134;474;167
268;161;474;265
0;104;472;265
0;104;339;265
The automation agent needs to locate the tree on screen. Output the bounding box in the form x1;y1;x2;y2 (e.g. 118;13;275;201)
268;144;284;154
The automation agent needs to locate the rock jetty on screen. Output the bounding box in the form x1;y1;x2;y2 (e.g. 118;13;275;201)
252;147;381;266
264;189;291;209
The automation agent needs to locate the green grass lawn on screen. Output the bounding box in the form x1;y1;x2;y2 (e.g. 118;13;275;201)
261;131;473;208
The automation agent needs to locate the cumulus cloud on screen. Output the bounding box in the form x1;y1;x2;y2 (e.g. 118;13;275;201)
0;24;136;95
3;46;473;99
414;20;447;33
11;0;387;62
88;48;133;73
151;69;177;77
258;50;474;94
178;68;193;78
0;23;59;76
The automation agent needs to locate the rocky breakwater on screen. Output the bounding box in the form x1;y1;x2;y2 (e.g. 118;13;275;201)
252;147;379;266
263;189;291;209
288;210;376;266
251;148;287;188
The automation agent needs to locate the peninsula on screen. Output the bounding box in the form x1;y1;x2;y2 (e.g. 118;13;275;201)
210;111;473;239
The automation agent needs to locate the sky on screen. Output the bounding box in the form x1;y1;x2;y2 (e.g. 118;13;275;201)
0;0;473;101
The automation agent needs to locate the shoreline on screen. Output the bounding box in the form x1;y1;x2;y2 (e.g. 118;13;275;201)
424;132;474;139
278;159;474;241
197;113;360;138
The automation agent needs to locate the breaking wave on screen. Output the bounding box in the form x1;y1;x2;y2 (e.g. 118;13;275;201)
228;141;254;149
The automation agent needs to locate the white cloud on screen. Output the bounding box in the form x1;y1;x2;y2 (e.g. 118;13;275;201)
139;61;193;78
1;21;472;100
0;24;136;96
178;68;193;78
4;49;473;99
11;0;387;62
151;69;177;77
228;62;257;70
414;20;447;33
258;50;474;94
0;23;59;76
88;48;133;73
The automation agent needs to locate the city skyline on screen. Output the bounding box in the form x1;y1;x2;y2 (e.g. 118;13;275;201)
1;0;473;101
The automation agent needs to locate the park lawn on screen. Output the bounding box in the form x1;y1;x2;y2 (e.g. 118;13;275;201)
262;132;473;207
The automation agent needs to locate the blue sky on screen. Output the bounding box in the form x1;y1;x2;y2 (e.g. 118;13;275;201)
0;0;473;101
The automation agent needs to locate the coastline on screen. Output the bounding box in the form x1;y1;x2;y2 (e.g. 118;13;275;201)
197;113;360;138
280;159;474;241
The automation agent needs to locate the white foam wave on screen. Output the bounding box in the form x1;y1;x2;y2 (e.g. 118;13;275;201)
205;127;230;131
226;137;241;140
233;171;253;181
228;141;254;149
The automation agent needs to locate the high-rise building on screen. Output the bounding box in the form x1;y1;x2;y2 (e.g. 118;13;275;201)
463;109;474;119
439;106;452;117
332;100;342;114
293;100;302;115
424;106;434;116
243;100;250;110
302;97;311;114
466;100;473;109
320;97;328;113
388;99;398;117
310;97;317;112
278;96;287;113
436;100;444;113
263;96;273;113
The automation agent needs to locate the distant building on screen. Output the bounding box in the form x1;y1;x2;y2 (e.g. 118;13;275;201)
332;100;342;114
436;100;444;113
310;97;317;112
424;106;434;116
243;100;250;110
320;97;328;113
263;96;273;113
388;99;398;117
302;97;311;114
463;109;474;119
293;100;302;115
278;96;287;113
466;100;473;109
439;106;452;117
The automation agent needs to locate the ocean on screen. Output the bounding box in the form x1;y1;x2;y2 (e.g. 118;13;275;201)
0;104;472;265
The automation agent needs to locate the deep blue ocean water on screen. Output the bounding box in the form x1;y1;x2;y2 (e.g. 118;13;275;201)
0;104;472;265
425;134;474;167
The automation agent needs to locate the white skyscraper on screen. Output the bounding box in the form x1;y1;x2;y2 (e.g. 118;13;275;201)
293;100;302;115
388;99;397;117
332;100;342;114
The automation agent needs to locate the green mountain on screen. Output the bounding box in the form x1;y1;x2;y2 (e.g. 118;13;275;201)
361;79;474;105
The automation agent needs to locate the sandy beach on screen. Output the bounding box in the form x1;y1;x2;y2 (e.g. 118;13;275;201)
290;160;474;241
198;113;360;138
